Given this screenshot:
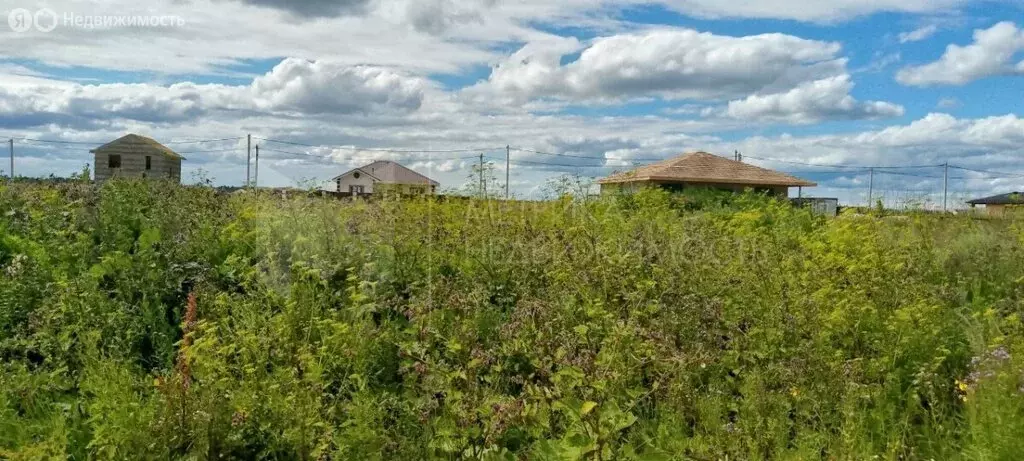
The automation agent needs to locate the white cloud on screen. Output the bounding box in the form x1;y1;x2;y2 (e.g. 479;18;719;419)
898;24;939;43
400;0;490;35
226;0;372;17
725;76;905;123
471;29;846;104
0;0;500;75
726;113;1024;205
465;29;898;123
897;21;1024;86
856;52;902;73
0;59;428;128
0;81;229;127
734;113;1024;164
250;59;427;114
0;0;1005;79
658;0;966;22
407;158;468;173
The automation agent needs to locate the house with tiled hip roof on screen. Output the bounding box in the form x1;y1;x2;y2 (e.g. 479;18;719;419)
598;151;816;197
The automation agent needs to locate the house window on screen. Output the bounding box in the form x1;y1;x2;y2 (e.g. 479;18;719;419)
145;156;152;170
354;172;361;179
336;180;342;192
108;154;121;168
350;185;365;194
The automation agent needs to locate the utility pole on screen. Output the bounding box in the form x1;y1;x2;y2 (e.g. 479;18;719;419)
246;134;251;187
8;139;12;179
505;145;510;200
867;167;874;207
942;161;949;212
479;152;484;197
254;144;260;189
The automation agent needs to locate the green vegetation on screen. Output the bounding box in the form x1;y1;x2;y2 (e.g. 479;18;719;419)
2;180;1023;460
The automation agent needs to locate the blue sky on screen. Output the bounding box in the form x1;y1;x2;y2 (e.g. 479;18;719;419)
1;0;1023;205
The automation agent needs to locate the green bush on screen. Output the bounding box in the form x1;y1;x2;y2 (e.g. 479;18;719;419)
1;180;1023;459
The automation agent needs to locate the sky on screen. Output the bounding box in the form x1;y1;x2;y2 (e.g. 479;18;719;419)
1;0;1023;206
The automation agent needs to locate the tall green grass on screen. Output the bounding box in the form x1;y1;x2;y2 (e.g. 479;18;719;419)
1;179;1023;459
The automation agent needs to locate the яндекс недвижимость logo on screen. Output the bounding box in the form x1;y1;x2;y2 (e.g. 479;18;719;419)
8;8;183;33
8;8;58;33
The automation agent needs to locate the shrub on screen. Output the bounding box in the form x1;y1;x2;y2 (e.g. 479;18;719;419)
1;181;1023;459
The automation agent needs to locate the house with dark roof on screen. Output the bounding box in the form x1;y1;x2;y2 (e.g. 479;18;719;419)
598;151;816;197
332;160;439;195
967;192;1024;217
90;134;184;183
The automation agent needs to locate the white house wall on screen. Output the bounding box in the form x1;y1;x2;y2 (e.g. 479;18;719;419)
335;170;376;193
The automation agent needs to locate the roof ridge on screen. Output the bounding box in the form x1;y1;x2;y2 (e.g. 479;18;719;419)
90;133;184;160
332;160;439;186
599;151;815;187
968;191;1024;205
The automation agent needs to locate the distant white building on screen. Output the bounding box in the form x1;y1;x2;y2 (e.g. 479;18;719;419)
332;160;439;195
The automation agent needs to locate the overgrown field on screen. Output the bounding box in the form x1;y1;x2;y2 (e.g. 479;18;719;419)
2;180;1024;460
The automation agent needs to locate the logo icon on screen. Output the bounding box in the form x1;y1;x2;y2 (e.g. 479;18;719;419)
8;8;32;32
34;8;57;32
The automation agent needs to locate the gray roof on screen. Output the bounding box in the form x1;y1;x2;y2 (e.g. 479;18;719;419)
332;160;439;186
968;192;1024;205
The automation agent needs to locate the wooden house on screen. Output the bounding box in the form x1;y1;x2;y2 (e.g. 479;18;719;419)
91;134;184;183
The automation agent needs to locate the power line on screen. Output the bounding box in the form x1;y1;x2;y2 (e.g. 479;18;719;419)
8;132;1019;181
1;140;240;156
165;137;244;144
259;146;485;163
5;131;1021;207
502;157;603;168
499;152;1024;182
8;137;96;145
875;170;945;179
175;147;242;155
510;148;956;174
5;133;1021;176
2;135;243;145
259;146;483;165
743;154;944;170
949;165;1024;178
797;169;872;175
509;146;665;162
258;146;329;158
255;137;503;154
